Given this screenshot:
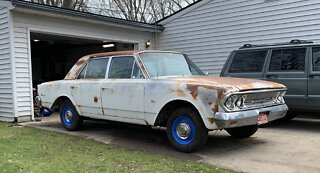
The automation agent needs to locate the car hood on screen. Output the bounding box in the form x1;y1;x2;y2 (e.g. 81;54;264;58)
166;76;286;92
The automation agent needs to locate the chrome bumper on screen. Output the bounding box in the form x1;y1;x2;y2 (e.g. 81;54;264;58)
214;104;288;129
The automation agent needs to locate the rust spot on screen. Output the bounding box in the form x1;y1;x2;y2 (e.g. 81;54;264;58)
187;85;198;100
94;96;98;103
170;88;186;97
207;118;214;124
212;103;219;113
75;59;86;66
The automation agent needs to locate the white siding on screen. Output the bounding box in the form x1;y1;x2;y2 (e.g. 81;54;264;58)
158;0;320;75
12;10;154;118
0;7;14;121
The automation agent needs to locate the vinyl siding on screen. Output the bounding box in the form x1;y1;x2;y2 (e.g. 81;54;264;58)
0;7;14;121
158;0;320;75
12;10;154;118
12;23;31;116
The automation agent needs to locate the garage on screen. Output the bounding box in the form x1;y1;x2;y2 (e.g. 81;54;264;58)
0;0;163;122
30;32;135;87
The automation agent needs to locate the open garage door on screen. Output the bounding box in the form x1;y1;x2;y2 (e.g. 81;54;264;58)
30;32;135;87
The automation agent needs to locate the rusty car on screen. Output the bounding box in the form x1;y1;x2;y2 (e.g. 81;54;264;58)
36;50;288;152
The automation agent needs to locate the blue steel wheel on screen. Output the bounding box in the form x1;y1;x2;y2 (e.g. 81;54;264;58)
60;100;83;131
61;106;75;127
171;116;196;145
167;107;208;153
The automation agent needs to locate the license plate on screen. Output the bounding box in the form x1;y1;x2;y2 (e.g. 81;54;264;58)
257;112;268;125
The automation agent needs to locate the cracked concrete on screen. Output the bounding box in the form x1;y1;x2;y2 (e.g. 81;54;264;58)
20;114;320;173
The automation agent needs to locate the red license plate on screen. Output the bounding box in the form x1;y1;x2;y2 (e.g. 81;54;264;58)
257;112;268;125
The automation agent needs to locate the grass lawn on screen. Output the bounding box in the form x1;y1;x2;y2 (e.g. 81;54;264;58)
0;122;229;173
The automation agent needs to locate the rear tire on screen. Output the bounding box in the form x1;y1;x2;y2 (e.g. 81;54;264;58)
226;125;259;138
60;100;83;131
166;107;208;152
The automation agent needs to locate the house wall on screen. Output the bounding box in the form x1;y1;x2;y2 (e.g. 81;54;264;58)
158;0;320;75
0;4;15;121
11;9;154;121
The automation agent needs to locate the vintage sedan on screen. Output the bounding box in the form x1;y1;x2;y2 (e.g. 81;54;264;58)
36;50;288;152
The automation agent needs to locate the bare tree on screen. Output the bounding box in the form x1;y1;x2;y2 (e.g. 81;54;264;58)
26;0;89;11
95;0;198;23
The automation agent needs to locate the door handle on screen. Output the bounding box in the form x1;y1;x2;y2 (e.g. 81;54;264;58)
266;74;278;79
70;86;78;89
309;74;320;78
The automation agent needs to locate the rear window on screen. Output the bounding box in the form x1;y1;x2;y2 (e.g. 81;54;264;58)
77;58;109;79
269;48;306;72
229;50;267;73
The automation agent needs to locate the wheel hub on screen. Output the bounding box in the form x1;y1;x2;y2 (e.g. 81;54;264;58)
176;122;191;139
65;110;73;123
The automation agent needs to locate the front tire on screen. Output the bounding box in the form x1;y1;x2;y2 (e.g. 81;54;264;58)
60;100;83;131
166;107;208;152
226;125;259;138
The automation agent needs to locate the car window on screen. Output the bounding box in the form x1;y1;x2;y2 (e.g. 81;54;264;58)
77;64;87;79
109;56;135;79
312;47;320;71
269;48;306;72
229;50;267;73
84;58;109;79
132;62;144;79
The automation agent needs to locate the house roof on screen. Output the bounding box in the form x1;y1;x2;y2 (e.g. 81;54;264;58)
10;0;164;32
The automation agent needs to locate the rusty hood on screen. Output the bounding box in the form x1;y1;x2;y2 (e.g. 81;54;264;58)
167;76;286;92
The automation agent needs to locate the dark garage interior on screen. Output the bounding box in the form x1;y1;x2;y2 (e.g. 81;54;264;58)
30;32;135;88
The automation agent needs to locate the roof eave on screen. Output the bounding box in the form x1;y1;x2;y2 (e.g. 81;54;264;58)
10;0;164;32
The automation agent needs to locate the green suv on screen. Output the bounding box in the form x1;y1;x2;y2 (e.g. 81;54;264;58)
221;40;319;119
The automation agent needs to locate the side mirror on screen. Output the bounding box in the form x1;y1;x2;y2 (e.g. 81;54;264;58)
205;72;209;76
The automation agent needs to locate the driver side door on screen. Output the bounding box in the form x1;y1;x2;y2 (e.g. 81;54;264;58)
100;56;146;125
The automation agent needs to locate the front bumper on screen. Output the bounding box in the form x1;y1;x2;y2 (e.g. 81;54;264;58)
213;104;288;129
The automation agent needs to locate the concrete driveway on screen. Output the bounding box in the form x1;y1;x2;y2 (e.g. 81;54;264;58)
20;114;320;173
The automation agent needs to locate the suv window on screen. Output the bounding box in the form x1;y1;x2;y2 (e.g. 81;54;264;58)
312;47;320;71
78;58;109;79
229;50;267;73
269;48;306;72
109;56;135;79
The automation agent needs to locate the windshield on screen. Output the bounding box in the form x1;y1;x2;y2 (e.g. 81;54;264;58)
139;52;204;77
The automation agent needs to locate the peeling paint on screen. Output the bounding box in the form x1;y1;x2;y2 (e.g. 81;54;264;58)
187;85;199;100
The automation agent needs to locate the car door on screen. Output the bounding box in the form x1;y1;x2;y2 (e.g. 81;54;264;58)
307;46;320;109
100;56;146;124
70;57;109;117
222;49;268;79
264;47;308;108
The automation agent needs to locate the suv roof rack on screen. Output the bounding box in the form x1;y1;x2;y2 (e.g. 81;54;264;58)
239;39;314;49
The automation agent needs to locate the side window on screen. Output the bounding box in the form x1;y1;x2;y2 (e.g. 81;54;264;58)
229;50;267;73
312;47;320;71
109;56;135;79
77;64;87;79
132;62;144;79
269;48;306;72
78;58;109;79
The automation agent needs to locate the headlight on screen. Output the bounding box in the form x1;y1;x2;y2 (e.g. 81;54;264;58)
225;95;238;110
225;94;247;110
273;91;286;104
236;95;247;108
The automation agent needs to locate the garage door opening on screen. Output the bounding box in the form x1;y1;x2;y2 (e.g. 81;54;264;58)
30;32;135;88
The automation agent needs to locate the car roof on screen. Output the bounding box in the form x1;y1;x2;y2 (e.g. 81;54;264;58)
64;50;182;80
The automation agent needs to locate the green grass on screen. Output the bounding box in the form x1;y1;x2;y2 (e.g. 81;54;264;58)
0;122;229;173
